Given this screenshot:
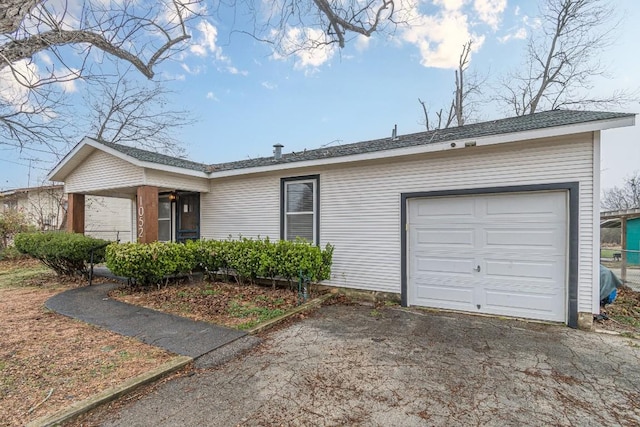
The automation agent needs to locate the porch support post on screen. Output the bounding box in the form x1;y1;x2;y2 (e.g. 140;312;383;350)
67;193;85;234
136;186;159;243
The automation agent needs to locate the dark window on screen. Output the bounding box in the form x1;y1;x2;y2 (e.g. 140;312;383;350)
281;175;319;244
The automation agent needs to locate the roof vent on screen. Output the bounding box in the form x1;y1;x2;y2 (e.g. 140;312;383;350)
391;124;398;141
273;144;284;160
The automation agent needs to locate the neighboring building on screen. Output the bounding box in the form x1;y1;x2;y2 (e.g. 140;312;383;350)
630;218;640;265
48;110;636;329
0;185;132;242
0;185;67;231
601;209;640;266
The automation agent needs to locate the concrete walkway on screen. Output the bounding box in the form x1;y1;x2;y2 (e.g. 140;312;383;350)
46;282;246;358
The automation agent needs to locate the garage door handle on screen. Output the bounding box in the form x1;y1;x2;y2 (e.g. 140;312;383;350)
474;265;481;272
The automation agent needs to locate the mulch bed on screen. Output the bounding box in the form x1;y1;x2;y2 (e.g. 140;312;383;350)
109;279;305;329
595;286;640;335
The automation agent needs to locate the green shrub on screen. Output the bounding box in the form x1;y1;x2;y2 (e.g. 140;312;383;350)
14;232;110;276
106;241;199;286
105;237;334;288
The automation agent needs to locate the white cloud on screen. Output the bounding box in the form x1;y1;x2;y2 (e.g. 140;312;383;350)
474;0;507;29
205;91;218;101
272;27;336;70
434;0;467;11
226;66;248;76
181;63;204;75
401;5;484;69
355;35;371;52
0;60;37;105
262;81;277;90
190;21;225;60
57;77;77;93
498;27;527;43
161;72;187;81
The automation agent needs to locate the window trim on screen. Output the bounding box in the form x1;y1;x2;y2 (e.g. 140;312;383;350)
280;175;320;245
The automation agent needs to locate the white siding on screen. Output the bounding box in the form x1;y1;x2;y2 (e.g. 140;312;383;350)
592;132;602;314
65;150;143;193
201;175;280;240
144;169;210;193
85;196;134;242
206;133;596;315
9;188;66;230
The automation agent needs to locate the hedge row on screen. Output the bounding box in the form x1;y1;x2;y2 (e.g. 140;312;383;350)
14;232;109;276
105;237;334;287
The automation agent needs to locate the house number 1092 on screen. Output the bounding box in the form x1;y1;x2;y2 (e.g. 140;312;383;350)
137;196;144;238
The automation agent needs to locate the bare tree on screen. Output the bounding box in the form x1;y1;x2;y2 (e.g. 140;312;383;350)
1;0;197;78
1;0;201;150
83;74;194;157
419;41;483;130
498;0;637;116
602;172;640;211
2;0;404;152
231;0;400;53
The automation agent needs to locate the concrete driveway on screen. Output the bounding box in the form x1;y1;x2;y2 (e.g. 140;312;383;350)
87;304;640;426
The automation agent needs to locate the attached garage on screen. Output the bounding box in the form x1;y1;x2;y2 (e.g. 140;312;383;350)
50;110;635;330
402;184;578;326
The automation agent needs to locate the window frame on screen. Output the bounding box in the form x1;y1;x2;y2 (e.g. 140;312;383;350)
280;175;320;245
157;194;173;242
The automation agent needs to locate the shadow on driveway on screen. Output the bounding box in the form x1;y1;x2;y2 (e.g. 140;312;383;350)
80;304;640;426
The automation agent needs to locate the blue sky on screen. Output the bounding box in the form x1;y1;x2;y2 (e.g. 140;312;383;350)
1;0;638;194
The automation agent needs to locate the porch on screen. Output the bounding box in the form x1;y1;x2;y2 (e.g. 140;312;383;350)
67;186;201;243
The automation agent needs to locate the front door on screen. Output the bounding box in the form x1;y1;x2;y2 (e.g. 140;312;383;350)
176;192;200;242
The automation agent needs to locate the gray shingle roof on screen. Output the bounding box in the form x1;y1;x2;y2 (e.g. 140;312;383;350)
208;110;634;172
91;110;634;174
95;139;209;172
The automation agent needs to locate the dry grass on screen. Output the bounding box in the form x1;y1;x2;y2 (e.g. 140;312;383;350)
0;259;173;427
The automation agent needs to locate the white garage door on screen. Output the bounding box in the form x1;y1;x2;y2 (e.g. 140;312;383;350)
408;191;567;322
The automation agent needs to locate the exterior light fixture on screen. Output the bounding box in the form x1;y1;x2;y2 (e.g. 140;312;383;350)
168;191;178;202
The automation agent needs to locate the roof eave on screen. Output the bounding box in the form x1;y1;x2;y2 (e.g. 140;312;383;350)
209;114;636;178
48;137;210;182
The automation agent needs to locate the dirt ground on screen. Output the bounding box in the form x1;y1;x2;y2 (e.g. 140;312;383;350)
0;259;305;426
0;259;173;427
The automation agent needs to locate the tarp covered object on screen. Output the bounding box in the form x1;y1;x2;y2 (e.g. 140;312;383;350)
600;265;623;303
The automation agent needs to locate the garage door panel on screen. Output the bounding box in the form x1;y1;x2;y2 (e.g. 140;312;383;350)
413;255;475;276
414;282;475;311
484;259;561;281
482;292;563;321
415;197;474;218
408;191;567;323
484;193;564;217
484;229;563;251
483;286;564;319
415;228;474;247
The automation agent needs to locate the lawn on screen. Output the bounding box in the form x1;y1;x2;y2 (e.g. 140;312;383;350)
600;248;620;259
0;259;174;427
0;257;316;425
